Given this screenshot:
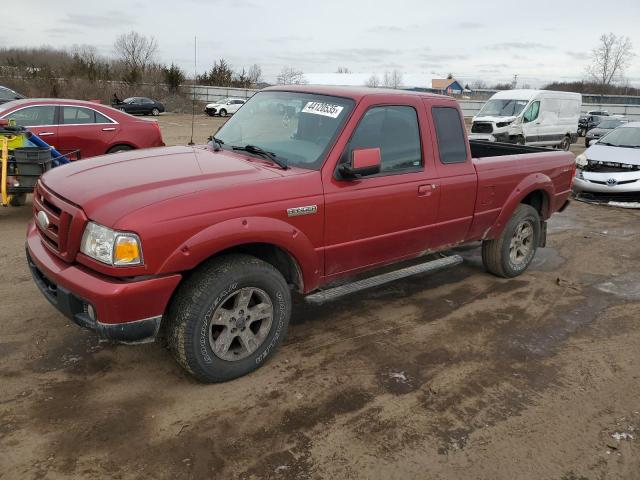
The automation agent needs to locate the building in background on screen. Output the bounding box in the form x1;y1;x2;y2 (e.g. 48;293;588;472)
431;78;465;95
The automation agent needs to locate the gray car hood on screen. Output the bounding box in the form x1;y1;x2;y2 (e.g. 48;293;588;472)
586;143;640;166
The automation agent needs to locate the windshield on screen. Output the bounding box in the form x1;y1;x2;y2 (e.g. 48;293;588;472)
123;97;135;104
598;119;623;129
0;87;21;101
214;91;355;170
598;126;640;147
215;98;229;104
478;99;529;117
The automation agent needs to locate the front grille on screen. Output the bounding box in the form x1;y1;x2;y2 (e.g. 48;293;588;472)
584;160;640;173
471;122;493;134
32;183;85;262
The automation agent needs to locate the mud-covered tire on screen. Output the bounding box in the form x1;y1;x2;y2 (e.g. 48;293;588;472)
481;204;540;278
9;193;27;207
167;254;291;382
107;144;133;154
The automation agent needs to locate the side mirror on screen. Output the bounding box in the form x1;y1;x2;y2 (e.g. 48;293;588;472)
339;147;381;179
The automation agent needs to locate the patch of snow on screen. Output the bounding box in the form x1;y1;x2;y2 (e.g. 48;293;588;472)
608;201;640;209
389;371;408;382
612;432;634;441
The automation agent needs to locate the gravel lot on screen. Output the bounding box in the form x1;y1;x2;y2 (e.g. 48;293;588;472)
2;114;639;479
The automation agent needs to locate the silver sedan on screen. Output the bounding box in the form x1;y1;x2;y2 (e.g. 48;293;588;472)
573;122;640;194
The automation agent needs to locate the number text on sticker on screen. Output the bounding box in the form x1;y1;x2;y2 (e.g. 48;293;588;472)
302;102;344;118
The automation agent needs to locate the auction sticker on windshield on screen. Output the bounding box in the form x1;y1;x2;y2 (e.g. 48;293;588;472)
302;102;344;118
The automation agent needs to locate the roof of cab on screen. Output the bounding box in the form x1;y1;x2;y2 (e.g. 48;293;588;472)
262;84;450;101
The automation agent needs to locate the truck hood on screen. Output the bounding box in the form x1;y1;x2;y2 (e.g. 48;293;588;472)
41;146;284;225
585;144;640;166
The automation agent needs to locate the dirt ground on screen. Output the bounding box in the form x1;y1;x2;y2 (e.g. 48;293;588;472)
155;113;228;147
2;116;640;480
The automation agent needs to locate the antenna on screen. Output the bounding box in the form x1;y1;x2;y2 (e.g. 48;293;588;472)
188;35;197;146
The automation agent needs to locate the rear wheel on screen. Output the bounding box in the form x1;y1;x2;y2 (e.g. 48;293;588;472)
559;135;571;151
482;204;540;278
167;254;291;382
516;136;525;146
152;108;160;116
107;145;133;154
219;109;227;117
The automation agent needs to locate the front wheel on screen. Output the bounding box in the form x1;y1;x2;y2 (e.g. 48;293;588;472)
481;204;540;278
559;135;571;151
219;109;227;117
152;108;160;116
167;254;291;382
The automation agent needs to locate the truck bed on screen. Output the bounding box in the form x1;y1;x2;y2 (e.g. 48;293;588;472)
470;139;550;158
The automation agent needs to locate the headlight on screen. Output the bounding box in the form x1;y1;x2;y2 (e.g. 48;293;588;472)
575;153;588;168
496;120;513;128
80;221;143;266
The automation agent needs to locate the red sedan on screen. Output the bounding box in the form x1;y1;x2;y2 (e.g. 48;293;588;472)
0;99;164;159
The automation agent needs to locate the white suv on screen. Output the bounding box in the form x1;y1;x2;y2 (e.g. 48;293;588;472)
204;97;246;117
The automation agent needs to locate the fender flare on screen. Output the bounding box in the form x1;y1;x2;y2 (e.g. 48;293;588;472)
484;173;555;239
158;216;322;290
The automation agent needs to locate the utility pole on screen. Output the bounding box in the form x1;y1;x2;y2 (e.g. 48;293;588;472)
512;74;518;89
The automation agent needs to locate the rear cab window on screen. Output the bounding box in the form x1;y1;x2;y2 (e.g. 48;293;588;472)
432;106;468;164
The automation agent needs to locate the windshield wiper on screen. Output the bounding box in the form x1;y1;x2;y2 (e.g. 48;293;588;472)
232;144;288;169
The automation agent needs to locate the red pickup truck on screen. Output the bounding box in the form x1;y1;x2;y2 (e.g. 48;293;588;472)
26;86;575;382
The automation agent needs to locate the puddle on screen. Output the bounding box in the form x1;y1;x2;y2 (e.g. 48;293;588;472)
595;272;640;301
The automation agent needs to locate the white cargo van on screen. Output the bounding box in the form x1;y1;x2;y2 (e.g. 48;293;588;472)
469;90;582;150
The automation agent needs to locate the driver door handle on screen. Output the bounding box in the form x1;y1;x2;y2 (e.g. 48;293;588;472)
418;184;438;196
102;127;116;131
39;132;54;136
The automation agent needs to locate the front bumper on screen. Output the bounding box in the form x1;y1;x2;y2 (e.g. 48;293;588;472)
26;221;181;343
573;170;640;194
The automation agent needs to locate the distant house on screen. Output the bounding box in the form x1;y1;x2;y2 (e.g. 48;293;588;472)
431;78;464;95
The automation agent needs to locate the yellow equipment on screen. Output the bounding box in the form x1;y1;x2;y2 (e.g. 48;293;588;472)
1;136;11;206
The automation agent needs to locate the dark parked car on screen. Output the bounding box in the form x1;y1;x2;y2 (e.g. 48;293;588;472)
114;97;165;116
578;114;604;137
0;86;25;105
585;118;628;147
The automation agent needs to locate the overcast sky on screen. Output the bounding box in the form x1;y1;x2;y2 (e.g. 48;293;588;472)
5;0;640;87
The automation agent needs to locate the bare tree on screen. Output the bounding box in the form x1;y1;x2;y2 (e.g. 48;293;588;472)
248;64;263;86
336;66;351;74
114;31;159;73
365;74;381;88
587;33;634;92
277;66;307;85
383;70;403;89
471;79;488;89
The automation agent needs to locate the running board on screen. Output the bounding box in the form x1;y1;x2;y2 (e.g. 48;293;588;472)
305;255;463;305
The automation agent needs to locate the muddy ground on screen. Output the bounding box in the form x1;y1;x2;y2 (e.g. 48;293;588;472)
1;116;639;479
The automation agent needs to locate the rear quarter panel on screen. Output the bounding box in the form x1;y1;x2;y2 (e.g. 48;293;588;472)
114;119;164;149
468;150;575;240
